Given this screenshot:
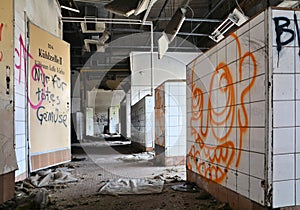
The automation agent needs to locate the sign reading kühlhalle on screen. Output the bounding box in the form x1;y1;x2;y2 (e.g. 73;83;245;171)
29;23;71;171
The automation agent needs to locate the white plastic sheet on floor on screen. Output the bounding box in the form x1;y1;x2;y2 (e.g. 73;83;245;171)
117;152;154;162
98;178;164;195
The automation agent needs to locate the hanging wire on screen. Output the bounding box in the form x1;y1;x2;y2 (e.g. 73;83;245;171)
183;0;192;8
185;5;196;44
176;0;227;49
234;0;245;15
186;5;194;18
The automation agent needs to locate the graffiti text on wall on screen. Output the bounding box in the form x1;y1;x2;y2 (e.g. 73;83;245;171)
273;14;300;66
32;66;68;127
15;35;68;127
187;33;257;183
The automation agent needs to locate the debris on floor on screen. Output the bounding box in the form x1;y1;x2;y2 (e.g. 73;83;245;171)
153;166;186;183
171;182;201;192
34;188;50;209
29;168;78;188
102;133;122;138
154;173;183;183
0;181;51;210
117;151;155;162
71;155;86;162
98;178;164;195
108;140;131;146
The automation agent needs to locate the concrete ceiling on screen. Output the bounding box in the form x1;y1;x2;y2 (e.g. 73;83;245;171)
59;0;287;90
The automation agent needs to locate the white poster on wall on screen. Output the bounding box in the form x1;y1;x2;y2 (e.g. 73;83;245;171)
28;23;71;171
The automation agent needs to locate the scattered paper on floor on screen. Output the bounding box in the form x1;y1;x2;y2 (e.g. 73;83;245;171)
98;178;164;195
117;152;155;162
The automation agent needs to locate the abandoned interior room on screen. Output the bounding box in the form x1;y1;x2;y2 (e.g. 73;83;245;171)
1;0;300;209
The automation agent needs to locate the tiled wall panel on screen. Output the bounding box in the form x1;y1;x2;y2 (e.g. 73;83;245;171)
155;81;186;161
187;8;300;208
271;9;300;208
14;6;27;180
14;0;63;179
131;96;154;149
186;10;267;206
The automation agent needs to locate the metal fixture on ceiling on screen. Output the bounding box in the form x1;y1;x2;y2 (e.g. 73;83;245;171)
80;21;106;33
209;8;248;42
158;7;187;59
104;0;140;17
103;0;159;22
277;0;300;8
83;30;110;52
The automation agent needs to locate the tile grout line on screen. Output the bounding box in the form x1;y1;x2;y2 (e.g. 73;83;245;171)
294;22;297;205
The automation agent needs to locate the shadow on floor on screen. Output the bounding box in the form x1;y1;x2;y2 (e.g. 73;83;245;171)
71;136;144;157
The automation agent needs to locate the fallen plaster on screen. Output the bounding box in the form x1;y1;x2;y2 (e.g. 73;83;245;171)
29;168;78;188
98;178;164;195
117;152;155;162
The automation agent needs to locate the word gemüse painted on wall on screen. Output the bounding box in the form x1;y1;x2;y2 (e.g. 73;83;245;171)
273;14;300;66
36;106;67;127
187;33;257;183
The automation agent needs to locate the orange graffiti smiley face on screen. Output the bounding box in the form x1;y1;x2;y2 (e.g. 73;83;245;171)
187;33;257;183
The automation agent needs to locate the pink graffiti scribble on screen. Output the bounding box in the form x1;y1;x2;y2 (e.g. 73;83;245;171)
15;35;45;109
15;35;33;83
29;64;46;109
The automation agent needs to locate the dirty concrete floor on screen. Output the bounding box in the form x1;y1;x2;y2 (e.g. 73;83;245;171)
1;137;232;210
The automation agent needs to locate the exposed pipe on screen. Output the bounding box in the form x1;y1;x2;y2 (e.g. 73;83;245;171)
183;0;192;8
151;17;222;23
176;0;228;48
62;16;147;23
177;32;209;37
76;27;146;33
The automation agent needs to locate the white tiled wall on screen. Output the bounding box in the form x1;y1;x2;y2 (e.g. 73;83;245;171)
155;81;186;159
250;176;265;204
131;96;154;148
14;0;62;180
130;52;199;105
186;10;267;206
273;180;295;208
271;8;300;208
14;4;27;180
187;8;300;208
